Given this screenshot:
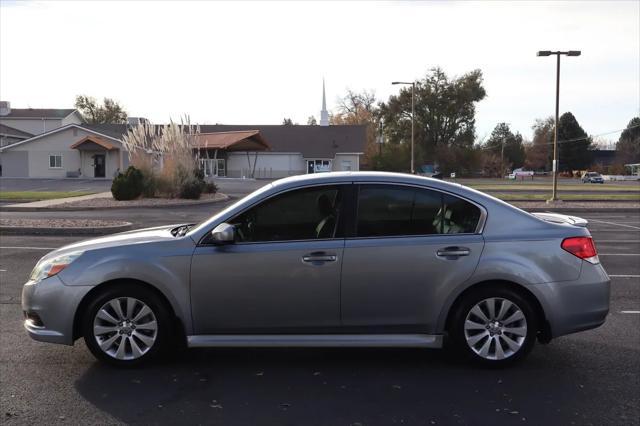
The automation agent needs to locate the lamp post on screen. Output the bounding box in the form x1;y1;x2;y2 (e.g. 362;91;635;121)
392;81;416;174
536;50;581;201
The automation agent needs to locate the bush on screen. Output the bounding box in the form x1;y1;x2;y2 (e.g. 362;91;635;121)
179;178;204;199
111;166;144;200
203;181;218;194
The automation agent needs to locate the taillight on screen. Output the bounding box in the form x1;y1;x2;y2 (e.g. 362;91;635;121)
561;236;599;264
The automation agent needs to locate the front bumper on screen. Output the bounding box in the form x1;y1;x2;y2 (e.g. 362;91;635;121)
529;262;610;338
22;276;93;346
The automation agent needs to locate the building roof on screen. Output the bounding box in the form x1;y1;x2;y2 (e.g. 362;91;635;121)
70;135;118;151
0;123;33;138
0;124;123;152
1;108;77;119
80;123;366;158
199;125;365;158
193;130;270;151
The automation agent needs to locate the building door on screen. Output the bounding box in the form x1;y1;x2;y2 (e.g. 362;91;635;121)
94;154;106;178
307;161;315;174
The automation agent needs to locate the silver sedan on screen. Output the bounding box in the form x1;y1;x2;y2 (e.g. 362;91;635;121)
22;172;610;367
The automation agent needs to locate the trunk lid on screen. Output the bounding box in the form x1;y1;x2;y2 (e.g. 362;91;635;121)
531;212;588;227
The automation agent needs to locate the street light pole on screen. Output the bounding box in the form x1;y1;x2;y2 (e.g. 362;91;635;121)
392;81;416;174
537;50;581;202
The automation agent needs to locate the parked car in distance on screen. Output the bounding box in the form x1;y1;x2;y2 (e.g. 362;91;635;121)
417;164;443;179
22;172;610;367
582;171;605;184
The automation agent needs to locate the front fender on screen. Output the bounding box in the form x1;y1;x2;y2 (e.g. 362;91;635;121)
58;239;195;333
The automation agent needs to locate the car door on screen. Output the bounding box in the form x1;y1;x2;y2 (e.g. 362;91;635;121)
190;184;346;334
340;184;485;333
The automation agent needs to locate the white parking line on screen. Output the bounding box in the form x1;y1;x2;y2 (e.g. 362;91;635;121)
620;311;640;314
0;246;56;250
0;269;6;272
609;275;640;278
587;219;640;230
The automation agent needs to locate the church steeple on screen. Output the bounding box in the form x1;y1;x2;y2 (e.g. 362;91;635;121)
319;78;329;126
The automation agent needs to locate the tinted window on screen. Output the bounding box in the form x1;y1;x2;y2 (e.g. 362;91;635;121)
356;185;481;237
231;186;342;242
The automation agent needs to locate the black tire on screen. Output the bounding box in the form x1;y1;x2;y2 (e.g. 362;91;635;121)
82;284;171;367
449;285;538;367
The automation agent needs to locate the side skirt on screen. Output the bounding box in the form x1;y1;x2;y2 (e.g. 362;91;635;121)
187;334;443;348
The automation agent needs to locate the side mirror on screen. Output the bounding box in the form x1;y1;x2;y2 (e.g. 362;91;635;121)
210;223;235;243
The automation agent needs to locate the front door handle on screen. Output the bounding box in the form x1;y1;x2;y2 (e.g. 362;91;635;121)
302;252;337;263
436;247;471;257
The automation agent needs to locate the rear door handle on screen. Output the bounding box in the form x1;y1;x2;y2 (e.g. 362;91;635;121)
436;247;471;257
302;252;337;263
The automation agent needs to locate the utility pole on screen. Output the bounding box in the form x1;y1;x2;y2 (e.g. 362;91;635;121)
537;50;581;202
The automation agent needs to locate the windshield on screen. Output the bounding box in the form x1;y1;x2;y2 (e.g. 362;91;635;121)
187;183;274;236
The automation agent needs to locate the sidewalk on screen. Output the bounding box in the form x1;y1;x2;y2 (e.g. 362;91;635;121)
2;191;113;208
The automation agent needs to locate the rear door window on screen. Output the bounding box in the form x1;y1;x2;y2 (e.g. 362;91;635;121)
355;184;481;237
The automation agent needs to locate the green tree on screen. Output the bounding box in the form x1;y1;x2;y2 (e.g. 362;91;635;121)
282;118;294;125
557;112;593;172
307;116;317;125
616;117;640;164
378;67;486;168
75;95;127;124
484;123;526;171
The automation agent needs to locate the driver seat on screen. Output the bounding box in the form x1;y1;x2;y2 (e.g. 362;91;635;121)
315;194;336;238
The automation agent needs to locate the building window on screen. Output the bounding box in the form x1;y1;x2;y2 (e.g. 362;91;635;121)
341;160;352;171
307;159;332;173
49;154;62;168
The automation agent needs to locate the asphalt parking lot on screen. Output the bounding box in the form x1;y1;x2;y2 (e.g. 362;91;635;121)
1;210;639;425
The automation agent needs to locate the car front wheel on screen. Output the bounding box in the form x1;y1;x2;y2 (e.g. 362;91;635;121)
82;285;170;366
450;287;538;366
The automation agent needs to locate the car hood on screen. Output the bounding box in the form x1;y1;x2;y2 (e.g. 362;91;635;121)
45;224;185;259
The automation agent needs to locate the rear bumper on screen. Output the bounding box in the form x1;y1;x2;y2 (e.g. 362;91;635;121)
22;276;92;346
529;262;610;338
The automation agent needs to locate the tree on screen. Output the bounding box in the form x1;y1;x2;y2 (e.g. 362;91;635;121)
378;67;486;169
556;112;593;172
525;117;553;171
282;118;294;125
75;95;127;124
331;89;380;168
307;116;317;125
616;117;640;164
484;123;526;171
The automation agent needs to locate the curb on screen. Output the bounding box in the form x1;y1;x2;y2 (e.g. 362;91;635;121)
0;222;133;236
521;207;640;213
0;193;229;212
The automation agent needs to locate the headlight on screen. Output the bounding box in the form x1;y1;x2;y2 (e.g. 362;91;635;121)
29;251;84;283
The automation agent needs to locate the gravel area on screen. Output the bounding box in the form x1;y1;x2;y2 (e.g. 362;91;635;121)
512;201;640;209
0;218;130;228
55;192;226;208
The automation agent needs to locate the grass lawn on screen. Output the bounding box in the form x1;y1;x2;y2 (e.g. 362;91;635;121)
467;184;640;192
491;192;640;201
0;191;96;201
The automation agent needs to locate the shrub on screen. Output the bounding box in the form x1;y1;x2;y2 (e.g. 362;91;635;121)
203;182;218;194
179;178;204;199
111;166;144;200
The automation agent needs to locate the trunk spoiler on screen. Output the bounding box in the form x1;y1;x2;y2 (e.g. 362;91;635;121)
531;212;588;227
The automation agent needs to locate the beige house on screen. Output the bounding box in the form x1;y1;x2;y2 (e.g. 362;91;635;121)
0;124;126;178
0;102;83;137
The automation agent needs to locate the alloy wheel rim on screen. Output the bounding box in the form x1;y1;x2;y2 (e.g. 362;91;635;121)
463;297;527;361
93;297;158;360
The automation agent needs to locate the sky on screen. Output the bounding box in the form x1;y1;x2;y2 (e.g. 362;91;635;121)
1;0;638;143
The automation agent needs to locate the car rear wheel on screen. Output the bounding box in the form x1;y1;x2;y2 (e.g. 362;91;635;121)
82;285;170;366
450;287;538;367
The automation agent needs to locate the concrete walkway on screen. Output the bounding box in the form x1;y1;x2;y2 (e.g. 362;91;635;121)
3;191;113;208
